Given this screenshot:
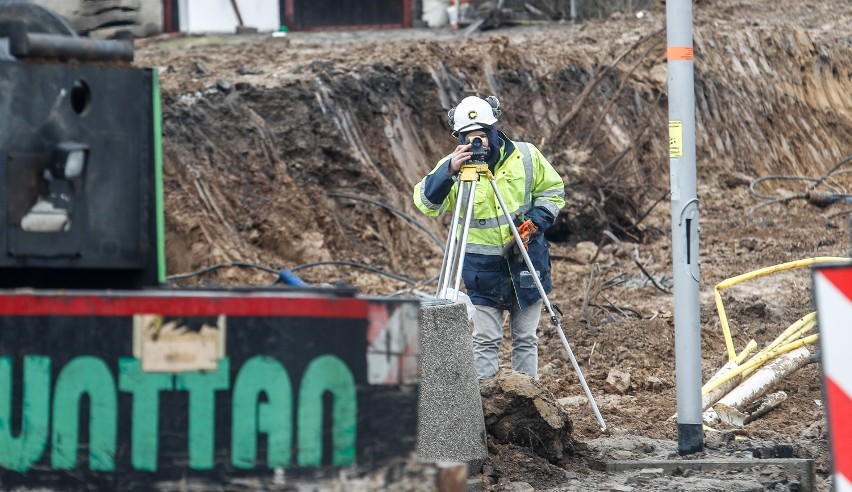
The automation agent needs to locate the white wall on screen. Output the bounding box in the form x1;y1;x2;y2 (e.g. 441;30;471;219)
180;0;280;33
422;0;449;27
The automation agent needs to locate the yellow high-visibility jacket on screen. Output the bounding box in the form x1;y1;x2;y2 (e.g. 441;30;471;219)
413;135;565;308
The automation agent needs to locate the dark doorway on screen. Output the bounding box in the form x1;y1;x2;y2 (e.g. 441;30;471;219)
283;0;411;30
163;0;180;33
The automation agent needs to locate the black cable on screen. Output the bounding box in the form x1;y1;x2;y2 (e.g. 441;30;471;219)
168;259;423;287
807;155;852;191
422;272;440;286
328;192;444;248
749;154;852;212
166;261;279;281
290;260;420;285
749;176;827;200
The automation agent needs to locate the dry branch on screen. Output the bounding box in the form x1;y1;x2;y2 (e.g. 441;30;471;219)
581;264;602;325
602;230;670;293
581;38;662;149
546;29;662;146
713;347;810;427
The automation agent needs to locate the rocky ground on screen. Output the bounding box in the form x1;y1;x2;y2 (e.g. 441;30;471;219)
135;0;852;489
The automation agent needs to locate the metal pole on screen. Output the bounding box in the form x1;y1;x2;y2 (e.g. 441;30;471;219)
229;0;245;26
451;180;478;297
436;186;467;298
666;0;703;454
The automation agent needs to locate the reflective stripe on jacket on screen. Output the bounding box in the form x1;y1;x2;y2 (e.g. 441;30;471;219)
413;136;566;308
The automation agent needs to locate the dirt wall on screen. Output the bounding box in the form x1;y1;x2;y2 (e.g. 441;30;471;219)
144;9;851;286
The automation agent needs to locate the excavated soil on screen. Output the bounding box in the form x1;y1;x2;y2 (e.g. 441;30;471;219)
135;0;852;489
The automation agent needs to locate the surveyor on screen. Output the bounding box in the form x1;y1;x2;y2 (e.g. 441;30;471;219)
413;95;566;380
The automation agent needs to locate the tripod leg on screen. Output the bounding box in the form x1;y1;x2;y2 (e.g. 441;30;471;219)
437;181;476;300
451;180;478;299
435;186;467;298
489;178;608;431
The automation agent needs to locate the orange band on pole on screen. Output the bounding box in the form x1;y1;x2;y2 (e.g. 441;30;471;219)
667;46;694;61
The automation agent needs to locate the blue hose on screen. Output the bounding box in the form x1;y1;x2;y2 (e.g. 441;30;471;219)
277;269;309;287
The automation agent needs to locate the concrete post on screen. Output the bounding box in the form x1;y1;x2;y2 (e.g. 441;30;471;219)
417;300;488;473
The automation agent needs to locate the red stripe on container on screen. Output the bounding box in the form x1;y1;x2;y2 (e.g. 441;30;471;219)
0;294;367;318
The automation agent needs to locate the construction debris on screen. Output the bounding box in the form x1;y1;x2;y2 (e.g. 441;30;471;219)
713;391;789;427
605;368;631;395
461;0;575;32
712;347;811;427
701;340;757;410
479;369;574;463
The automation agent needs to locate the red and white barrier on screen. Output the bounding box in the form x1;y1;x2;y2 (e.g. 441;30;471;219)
814;265;852;492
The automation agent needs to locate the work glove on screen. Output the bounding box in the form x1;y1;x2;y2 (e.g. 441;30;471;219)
501;219;537;263
517;219;537;249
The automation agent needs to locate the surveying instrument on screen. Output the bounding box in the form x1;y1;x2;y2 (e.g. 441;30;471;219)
434;148;608;432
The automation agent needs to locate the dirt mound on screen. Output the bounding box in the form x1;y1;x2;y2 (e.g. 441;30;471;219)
481;369;575;462
137;0;852;488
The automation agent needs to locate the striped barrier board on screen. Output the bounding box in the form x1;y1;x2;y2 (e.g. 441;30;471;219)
813;264;852;492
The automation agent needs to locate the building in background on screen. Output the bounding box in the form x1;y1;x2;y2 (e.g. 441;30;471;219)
27;0;417;36
282;0;413;31
172;0;280;33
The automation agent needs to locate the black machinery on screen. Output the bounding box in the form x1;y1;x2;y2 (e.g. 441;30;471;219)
0;1;163;289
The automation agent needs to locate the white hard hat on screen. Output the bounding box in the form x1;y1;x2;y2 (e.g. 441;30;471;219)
447;96;501;133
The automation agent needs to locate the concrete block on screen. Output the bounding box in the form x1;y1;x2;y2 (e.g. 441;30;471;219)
607;459;814;492
417;300;488;473
236;25;259;35
466;477;485;492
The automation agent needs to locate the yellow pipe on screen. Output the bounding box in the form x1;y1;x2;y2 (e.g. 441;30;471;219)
783;317;816;345
765;312;816;354
701;334;819;396
738;333;818;377
715;257;848;291
700;339;757;394
743;313;815;366
742;317;816;378
716;290;737;361
714;257;847;362
736;339;758;364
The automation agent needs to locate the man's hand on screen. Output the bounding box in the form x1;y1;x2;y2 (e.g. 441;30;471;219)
449;143;472;174
502;219;538;263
